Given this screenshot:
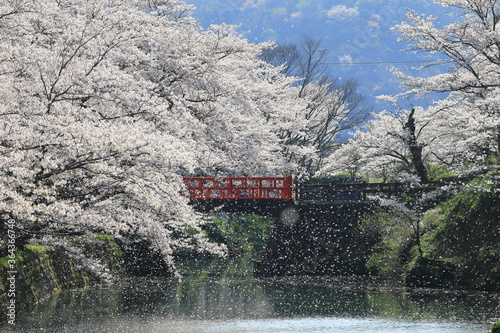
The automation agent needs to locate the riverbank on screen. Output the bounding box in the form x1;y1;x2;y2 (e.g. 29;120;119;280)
0;234;124;323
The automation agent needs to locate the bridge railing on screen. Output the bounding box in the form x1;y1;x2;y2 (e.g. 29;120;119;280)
183;176;440;203
298;182;439;203
298;183;366;203
183;176;294;200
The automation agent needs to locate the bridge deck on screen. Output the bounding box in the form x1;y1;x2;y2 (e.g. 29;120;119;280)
297;182;438;203
182;176;439;209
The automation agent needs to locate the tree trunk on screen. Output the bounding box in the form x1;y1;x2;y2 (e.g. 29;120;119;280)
404;109;429;183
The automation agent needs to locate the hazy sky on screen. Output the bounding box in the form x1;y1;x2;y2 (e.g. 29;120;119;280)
186;0;457;110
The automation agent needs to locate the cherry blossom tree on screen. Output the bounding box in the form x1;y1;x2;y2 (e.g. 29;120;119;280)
393;0;500;159
323;0;499;188
320;0;500;279
322;99;490;182
0;0;312;277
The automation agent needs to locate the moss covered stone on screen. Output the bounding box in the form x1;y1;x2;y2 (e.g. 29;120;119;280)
0;235;124;322
491;320;500;333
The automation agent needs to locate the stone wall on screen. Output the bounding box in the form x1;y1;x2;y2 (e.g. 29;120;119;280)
256;203;377;277
0;235;124;322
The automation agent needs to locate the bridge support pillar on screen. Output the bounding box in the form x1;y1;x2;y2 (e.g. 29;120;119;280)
255;202;376;277
254;204;299;277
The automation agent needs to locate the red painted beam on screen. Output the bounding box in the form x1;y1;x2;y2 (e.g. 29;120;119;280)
182;176;294;200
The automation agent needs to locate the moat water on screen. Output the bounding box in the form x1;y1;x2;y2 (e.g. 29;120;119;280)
4;257;499;332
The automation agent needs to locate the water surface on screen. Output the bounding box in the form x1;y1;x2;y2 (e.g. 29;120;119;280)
5;257;499;332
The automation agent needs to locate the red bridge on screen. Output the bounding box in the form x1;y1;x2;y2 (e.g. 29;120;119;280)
182;176;439;277
182;176;294;216
183;176;436;207
183;176;294;200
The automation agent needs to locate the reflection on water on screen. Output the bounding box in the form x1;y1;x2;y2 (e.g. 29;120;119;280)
4;257;499;332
